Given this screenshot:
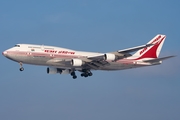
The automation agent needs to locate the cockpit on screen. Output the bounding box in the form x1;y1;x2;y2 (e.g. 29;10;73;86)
14;44;20;47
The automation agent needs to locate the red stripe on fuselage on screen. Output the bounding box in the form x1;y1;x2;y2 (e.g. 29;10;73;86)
6;51;80;59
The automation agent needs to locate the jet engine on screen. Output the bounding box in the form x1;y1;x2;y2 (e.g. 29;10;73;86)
60;69;70;74
104;53;116;61
47;67;58;74
71;59;83;66
47;67;70;74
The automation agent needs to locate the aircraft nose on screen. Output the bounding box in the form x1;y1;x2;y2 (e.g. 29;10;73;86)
2;51;7;57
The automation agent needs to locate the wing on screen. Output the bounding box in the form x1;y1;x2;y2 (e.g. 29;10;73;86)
47;43;154;69
84;43;154;69
88;43;153;60
111;43;153;58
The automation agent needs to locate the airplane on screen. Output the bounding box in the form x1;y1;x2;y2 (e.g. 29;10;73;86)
2;34;174;79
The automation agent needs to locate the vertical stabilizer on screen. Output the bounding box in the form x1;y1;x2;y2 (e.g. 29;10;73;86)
131;34;166;60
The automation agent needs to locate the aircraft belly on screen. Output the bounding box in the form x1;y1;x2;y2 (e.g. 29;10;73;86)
7;55;49;66
22;56;50;65
22;56;76;68
6;54;149;71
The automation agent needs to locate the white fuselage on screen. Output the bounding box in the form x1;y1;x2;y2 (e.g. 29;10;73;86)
2;34;173;79
2;44;159;71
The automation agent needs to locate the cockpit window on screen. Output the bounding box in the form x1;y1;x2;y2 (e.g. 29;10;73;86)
14;45;20;47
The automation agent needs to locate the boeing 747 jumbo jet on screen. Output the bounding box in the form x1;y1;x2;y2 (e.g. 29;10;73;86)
2;34;174;79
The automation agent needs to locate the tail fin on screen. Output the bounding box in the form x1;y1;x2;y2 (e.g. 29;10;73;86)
132;34;166;60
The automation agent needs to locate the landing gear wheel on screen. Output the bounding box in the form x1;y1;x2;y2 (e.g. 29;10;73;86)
81;73;84;77
71;71;77;79
19;67;24;71
84;75;88;77
81;69;93;78
81;73;88;77
88;72;93;76
71;72;75;76
73;75;77;79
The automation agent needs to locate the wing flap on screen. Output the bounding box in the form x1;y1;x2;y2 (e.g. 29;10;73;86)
87;55;104;61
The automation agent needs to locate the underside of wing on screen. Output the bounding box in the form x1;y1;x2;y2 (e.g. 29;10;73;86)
80;57;109;69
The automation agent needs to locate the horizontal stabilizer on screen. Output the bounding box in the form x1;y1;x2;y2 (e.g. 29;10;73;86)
143;56;175;63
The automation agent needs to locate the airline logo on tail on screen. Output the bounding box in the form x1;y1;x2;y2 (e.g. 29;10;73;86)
131;34;166;60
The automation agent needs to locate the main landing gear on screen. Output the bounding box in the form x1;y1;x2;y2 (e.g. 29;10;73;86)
19;62;24;71
70;69;93;79
81;69;93;78
71;71;77;79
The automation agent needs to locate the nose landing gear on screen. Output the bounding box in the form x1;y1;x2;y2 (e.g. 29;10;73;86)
19;62;24;71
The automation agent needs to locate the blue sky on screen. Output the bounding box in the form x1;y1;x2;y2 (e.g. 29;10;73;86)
0;0;180;120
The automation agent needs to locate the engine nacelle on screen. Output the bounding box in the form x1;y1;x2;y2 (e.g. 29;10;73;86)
60;69;70;74
104;53;116;61
71;59;83;66
47;67;58;74
47;67;70;74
